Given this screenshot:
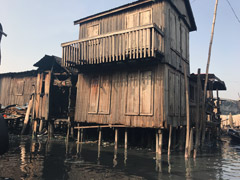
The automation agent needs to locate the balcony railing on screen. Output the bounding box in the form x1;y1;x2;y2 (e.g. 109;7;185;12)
61;23;164;68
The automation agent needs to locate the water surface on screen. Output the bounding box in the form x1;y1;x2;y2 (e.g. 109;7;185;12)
0;135;240;180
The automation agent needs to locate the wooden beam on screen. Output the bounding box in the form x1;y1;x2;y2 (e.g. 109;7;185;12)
74;125;127;129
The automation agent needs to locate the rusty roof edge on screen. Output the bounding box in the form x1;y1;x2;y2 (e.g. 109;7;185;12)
74;0;155;25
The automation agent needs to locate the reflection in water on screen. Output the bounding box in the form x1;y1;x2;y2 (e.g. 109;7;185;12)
1;136;240;179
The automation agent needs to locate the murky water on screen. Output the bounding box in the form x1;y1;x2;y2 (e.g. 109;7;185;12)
1;135;240;180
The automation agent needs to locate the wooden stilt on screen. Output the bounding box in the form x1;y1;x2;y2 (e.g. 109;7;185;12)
156;130;159;155
48;120;54;140
113;128;118;167
184;62;190;158
202;0;219;146
66;117;71;141
77;128;80;143
124;128;128;150
158;129;163;155
80;128;84;143
21;96;33;135
194;69;201;158
32;119;38;139
124;128;128;166
114;128;118;151
98;128;102;146
39;119;43;133
188;128;193;157
168;125;172;156
179;126;185;151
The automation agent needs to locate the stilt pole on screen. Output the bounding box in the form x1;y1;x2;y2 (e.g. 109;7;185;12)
194;69;201;158
202;0;219;145
124;128;128;150
184;62;190;158
168;125;172;156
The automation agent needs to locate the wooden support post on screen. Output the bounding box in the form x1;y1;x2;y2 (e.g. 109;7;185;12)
156;130;159;155
184;62;190;158
80;128;84;143
124;128;128;166
39;119;43;133
48;120;54;140
32;119;38;139
194;69;201;158
188;128;193;157
124;128;128;150
77;128;80;143
115;128;118;150
179;126;185;151
66;117;71;142
66;87;72;141
21;96;33;135
98;128;102;147
202;0;219;145
158;129;163;155
168;125;172;156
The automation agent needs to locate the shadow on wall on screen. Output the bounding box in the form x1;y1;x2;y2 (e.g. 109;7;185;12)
0;114;9;155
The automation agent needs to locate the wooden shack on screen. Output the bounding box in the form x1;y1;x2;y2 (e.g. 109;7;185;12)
31;55;76;136
0;70;37;107
62;0;196;130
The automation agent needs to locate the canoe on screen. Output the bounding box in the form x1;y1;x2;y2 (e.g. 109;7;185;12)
228;128;240;142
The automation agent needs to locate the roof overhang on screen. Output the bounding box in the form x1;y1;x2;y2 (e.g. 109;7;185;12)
190;73;227;91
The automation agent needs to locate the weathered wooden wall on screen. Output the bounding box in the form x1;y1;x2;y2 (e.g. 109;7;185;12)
163;1;190;74
78;3;164;40
0;71;37;107
75;63;186;128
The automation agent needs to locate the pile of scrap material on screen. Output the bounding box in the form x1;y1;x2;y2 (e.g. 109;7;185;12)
1;105;28;120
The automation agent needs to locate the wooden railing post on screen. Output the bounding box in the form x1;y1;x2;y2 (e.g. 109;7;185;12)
61;24;164;67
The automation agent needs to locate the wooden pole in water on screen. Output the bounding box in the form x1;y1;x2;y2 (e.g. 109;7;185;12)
124;128;128;150
156;130;159;155
202;0;219;145
77;128;80;143
184;63;190;158
21;96;33;135
80;128;84;143
168;125;172;156
158;129;163;155
194;69;201;158
188;128;193;157
66;87;72;141
114;128;118;151
98;128;102;146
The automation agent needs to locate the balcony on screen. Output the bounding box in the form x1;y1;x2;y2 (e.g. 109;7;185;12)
61;23;164;68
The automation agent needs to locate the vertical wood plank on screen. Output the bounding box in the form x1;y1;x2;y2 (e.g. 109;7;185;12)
113;35;115;61
152;28;155;57
123;33;126;60
136;30;139;59
147;28;151;57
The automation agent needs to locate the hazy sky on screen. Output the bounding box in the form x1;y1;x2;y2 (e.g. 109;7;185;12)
0;0;239;100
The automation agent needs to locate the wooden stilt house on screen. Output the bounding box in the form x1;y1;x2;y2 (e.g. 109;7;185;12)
61;0;197;129
32;55;76;135
0;70;37;107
